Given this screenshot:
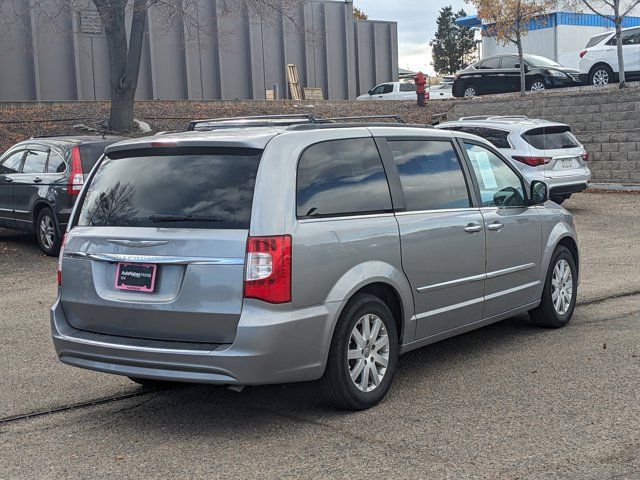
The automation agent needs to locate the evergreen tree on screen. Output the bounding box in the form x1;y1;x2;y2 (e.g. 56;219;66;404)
430;6;477;75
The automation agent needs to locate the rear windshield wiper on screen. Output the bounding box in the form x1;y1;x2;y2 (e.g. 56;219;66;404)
149;214;223;223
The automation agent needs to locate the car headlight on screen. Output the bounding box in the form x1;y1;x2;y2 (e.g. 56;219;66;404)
546;69;568;78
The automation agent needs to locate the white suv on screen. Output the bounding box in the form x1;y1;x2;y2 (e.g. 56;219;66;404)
579;26;640;85
437;116;591;204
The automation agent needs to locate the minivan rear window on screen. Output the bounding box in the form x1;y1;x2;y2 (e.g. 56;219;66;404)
522;126;580;150
77;147;262;229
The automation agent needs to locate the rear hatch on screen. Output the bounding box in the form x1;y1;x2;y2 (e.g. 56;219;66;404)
59;146;262;343
522;126;587;178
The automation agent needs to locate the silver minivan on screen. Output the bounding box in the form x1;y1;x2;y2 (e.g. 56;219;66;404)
52;122;580;410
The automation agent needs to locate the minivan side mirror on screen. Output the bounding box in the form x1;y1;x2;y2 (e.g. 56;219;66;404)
529;180;549;205
368;89;374;95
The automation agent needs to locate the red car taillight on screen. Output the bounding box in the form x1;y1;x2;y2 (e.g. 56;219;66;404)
425;92;430;100
67;146;84;195
244;235;292;304
579;50;587;58
512;156;552;167
57;233;67;286
582;152;590;162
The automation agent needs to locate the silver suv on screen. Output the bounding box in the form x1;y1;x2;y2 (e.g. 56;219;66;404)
51;120;580;410
437;116;591;204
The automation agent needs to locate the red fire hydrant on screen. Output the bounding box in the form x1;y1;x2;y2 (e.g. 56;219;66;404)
414;71;427;107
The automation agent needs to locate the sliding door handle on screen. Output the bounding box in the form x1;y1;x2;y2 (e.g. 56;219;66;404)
487;222;504;231
464;224;483;233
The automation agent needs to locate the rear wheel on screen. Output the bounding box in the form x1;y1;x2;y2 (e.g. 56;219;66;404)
320;294;399;410
36;207;62;256
463;84;477;97
590;65;613;86
530;246;577;328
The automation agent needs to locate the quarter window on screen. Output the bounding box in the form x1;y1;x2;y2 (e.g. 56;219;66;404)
464;143;526;207
388;140;471;211
47;152;67;173
296;138;392;218
22;150;48;174
0;150;24;174
399;83;416;92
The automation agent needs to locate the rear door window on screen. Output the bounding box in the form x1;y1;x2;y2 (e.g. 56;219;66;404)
77;147;262;229
522;126;580;150
296;138;392;218
388;140;471;211
479;57;500;69
22;150;48;173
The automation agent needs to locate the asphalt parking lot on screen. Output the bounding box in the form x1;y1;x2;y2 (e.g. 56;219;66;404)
1;192;639;479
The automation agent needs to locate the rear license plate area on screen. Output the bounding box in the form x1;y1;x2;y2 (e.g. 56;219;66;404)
557;158;578;170
115;263;157;292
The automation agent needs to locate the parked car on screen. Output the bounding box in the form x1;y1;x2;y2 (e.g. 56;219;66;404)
579;26;640;85
436;116;591;204
426;83;453;100
52;119;580;410
356;81;416;100
0;136;124;255
439;75;455;85
452;54;582;97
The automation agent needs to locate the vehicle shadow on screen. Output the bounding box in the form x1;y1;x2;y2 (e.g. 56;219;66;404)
89;313;550;436
0;228;40;253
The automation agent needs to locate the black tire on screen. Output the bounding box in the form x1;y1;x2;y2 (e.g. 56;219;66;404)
530;246;577;328
35;207;62;256
550;195;566;205
528;78;546;91
463;84;477;97
589;64;614;86
128;377;173;388
320;294;399;411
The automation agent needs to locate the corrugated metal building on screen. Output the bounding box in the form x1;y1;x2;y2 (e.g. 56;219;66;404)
0;0;398;101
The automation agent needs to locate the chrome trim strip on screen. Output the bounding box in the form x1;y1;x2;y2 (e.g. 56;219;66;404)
415;297;484;319
56;333;215;355
484;281;540;301
298;212;394;223
395;207;480;216
0;207;12;212
485;263;536;279
417;273;485;292
13;209;29;214
65;251;244;265
417;263;536;292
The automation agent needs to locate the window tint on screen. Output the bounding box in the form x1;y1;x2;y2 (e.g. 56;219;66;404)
479;57;501;69
439;126;511;149
79;143;108;172
586;32;611;48
500;56;520;69
77;147;262;229
388;140;470;211
522;126;580;150
47;152;67;173
399;83;416;92
22;150;48;173
622;28;640;45
382;84;394;94
297;138;392;218
0;150;24;174
464;143;526;207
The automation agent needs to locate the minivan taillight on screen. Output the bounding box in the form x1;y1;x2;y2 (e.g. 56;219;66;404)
244;235;292;303
512;156;552;167
582;152;590;162
57;233;67;286
67;146;84;195
579;50;587;58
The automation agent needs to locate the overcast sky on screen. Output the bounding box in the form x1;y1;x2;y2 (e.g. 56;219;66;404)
354;0;476;74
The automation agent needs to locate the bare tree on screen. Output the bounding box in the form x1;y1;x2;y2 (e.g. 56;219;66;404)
567;0;640;88
467;0;554;96
2;0;305;131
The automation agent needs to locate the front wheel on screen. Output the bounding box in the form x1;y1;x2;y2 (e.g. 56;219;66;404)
530;246;577;328
320;294;399;410
529;79;546;91
36;207;62;256
463;84;477;97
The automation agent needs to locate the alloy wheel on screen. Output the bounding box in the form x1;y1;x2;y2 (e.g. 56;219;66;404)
551;259;573;315
592;69;609;86
530;81;545;91
464;87;476;97
39;215;56;250
348;313;389;392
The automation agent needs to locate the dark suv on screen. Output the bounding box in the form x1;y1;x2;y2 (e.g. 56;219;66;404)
0;136;124;255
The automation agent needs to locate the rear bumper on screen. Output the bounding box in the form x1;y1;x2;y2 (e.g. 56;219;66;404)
51;298;340;385
549;182;589;196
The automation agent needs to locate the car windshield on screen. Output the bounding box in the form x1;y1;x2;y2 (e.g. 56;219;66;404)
523;55;562;68
585;32;612;48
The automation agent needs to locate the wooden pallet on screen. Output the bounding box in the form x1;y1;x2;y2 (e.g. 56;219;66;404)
287;64;303;100
303;87;324;100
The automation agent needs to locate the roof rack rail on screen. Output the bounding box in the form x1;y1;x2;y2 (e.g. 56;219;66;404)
317;115;406;124
458;115;530;122
187;114;318;131
287;122;429;131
